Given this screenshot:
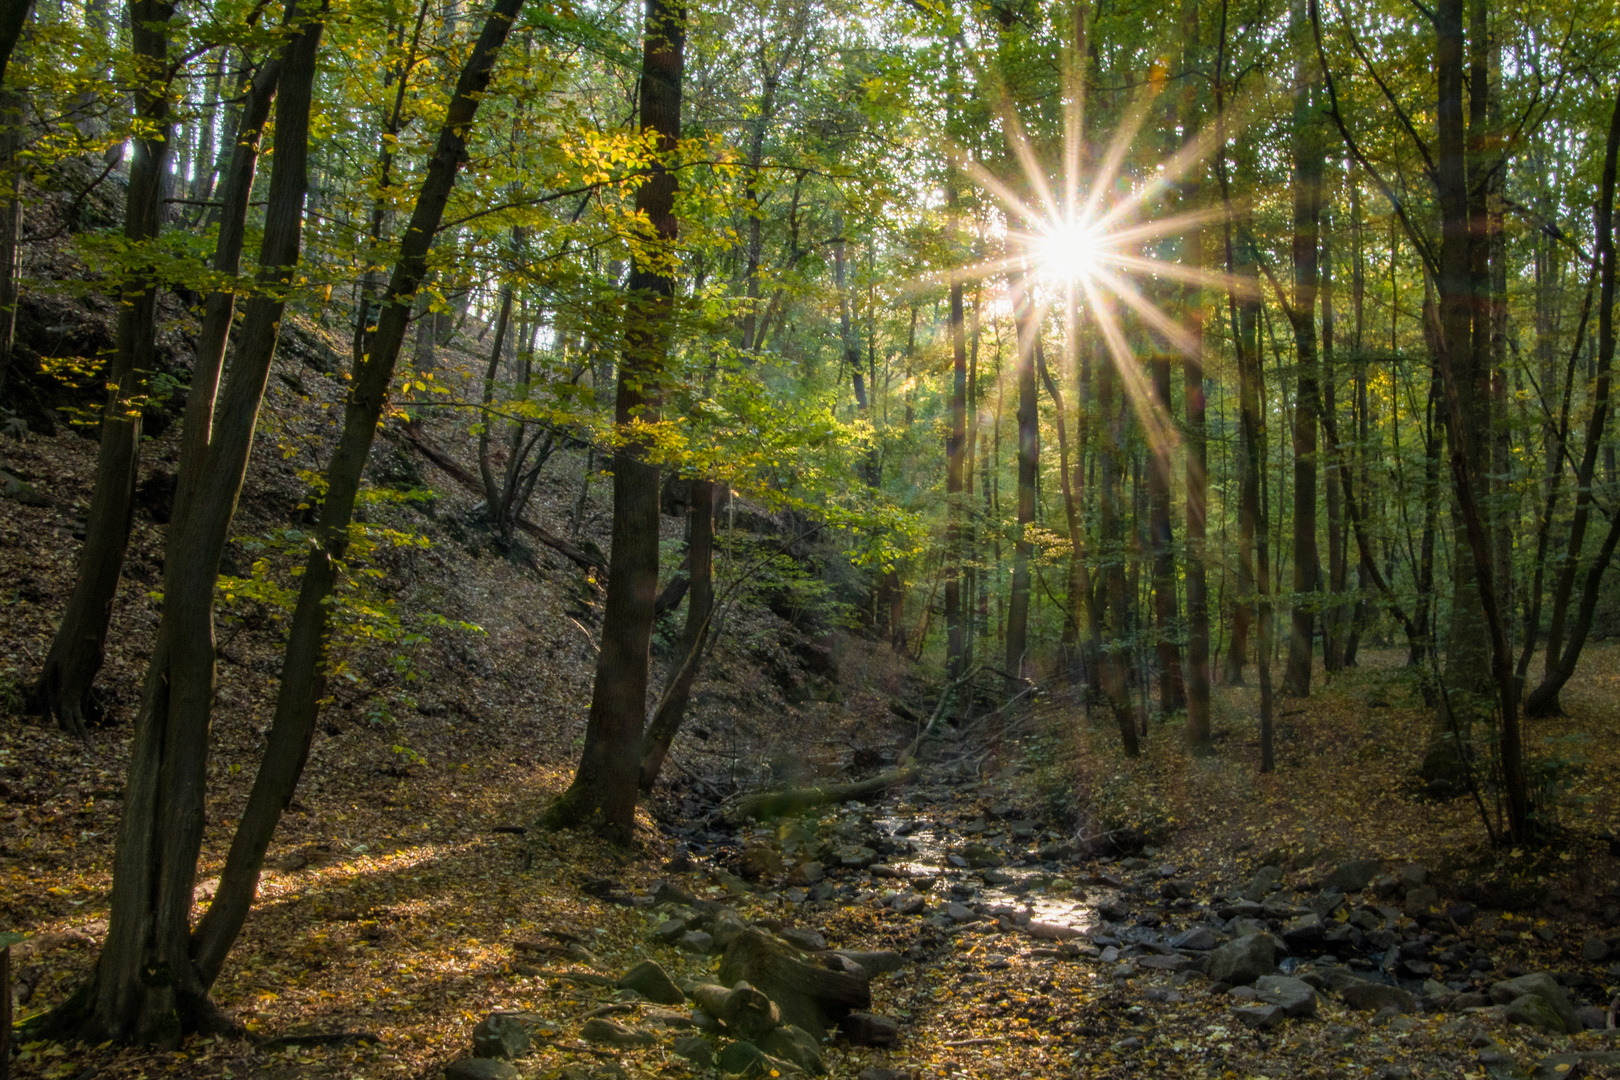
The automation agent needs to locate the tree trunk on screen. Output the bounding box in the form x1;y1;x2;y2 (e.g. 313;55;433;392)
1097;347;1139;755
30;0;175;739
1148;352;1186;712
179;0;527;999
639;478;713;790
945;263;967;677
1322;206;1346;672
0;0;29;395
1526;88;1620;718
1283;0;1322;699
543;0;682;842
1003;271;1038;689
58;1;323;1045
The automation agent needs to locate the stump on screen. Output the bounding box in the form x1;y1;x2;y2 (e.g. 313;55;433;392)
718;929;869;1040
692;981;780;1042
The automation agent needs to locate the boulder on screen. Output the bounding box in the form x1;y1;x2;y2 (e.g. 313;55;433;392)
1403;886;1439;917
1230;1004;1286;1029
1324;859;1383;893
760;1024;826;1074
842;1012;900;1047
1255;975;1318;1018
1207;932;1277;986
679;930;716;954
445;1059;519;1080
1504;994;1568;1035
961;842;1004;869
654;917;689;942
674;1035;715;1067
740;845;785;881
833;949;904;975
719;929;870;1041
1581;937;1611;963
1171;926;1217;951
712;910;750;949
780;927;827;951
1532;1054;1620;1080
717;1040;793;1077
1282;913;1325;948
580;1018;656;1047
472;1013;529;1060
1489;973;1582;1033
1242;866;1284;902
616;960;685;1005
1340;981;1415;1013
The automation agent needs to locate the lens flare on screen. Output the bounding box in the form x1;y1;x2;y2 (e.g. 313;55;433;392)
1033;218;1106;284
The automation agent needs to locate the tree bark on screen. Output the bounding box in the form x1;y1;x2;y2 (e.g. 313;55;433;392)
638;477;713;790
1148;352;1186;712
543;0;682;842
31;0;175;739
1096;345;1139;755
1003;270;1038;689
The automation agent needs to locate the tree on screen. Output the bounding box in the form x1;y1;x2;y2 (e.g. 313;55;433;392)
543;0;685;842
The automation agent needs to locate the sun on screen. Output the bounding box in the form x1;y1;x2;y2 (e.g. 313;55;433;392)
1033;218;1106;284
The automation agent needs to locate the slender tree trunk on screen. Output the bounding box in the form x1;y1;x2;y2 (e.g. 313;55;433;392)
639;479;713;789
179;0;528;992
945;273;967;678
1322;206;1346;672
1148;352;1185;711
1003;270;1038;688
1526;88;1620;718
30;0;175;739
543;0;682;842
1283;0;1322;699
57;1;324;1045
1097;347;1139;755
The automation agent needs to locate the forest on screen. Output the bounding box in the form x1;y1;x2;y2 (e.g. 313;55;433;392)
1;0;1620;1075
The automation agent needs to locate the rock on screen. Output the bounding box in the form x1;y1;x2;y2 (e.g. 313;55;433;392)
1207;932;1277;986
654;917;689;942
1242;866;1284;902
1340;981;1415;1013
616;960;685;1005
857;1070;913;1080
760;1024;826;1074
655;880;698;906
1489;973;1582;1033
841;1012;900;1047
945;902;979;924
580;1018;656;1047
717;1040;791;1077
1396;863;1428;889
674;1035;715;1067
790;861;826;885
445;1059;520;1080
836;845;879;869
1282;913;1325;947
1324;859;1383;893
679;930;716;954
1230;1004;1286;1029
1255;975;1318;1018
1403;885;1439;916
720;929;870;1041
781;927;827;951
1171;926;1217;951
961;842;1004;869
892;894;926;916
472;1013;530;1059
1503;994;1569;1035
834;949;904;975
1028;921;1083;941
741;845;785;881
1577;1004;1611;1029
1581;937;1612;963
1531;1053;1620;1080
712;910;751;949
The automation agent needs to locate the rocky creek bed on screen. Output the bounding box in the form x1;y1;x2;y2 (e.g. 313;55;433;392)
432;777;1620;1080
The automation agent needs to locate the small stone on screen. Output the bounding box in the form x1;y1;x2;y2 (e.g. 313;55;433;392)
1404;885;1439;916
580;1018;656;1047
842;1012;900;1047
1576;1005;1610;1030
858;1069;914;1080
1171;926;1216;951
791;861;826;884
1581;937;1611;963
679;930;715;954
674;1035;715;1067
472;1013;530;1060
1324;859;1383;893
760;1024;826;1074
835;949;904;975
946;902;979;924
654;916;689;942
1230;1004;1286;1029
961;842;1004;869
616;960;685;1006
1242;866;1284;902
780;927;827;951
445;1059;520;1080
1340;981;1415;1013
1282;913;1324;946
1027;921;1083;941
716;1039;780;1076
740;844;785;881
1396;863;1428;889
892;893;926;916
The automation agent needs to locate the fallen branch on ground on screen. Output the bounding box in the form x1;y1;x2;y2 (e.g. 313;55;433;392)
724;767;918;823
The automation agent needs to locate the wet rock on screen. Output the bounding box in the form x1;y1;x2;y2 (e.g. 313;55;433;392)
1340;981;1415;1013
1230;1004;1286;1029
680;930;716;954
761;1024;826;1074
1324;859;1383;893
445;1059;520;1080
842;1012;900;1047
1255;975;1318;1018
472;1013;529;1059
581;1018;656;1047
1207;932;1277;986
1489;973;1582;1033
674;1035;715;1067
616;960;685;1006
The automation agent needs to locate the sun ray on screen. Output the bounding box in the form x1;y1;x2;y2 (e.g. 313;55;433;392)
1082;277;1180;453
1094;265;1202;357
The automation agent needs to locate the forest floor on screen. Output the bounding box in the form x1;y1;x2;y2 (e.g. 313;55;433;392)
2;314;1620;1080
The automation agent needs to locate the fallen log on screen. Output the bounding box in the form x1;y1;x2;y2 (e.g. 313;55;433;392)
692;980;780;1041
725;767;917;823
718;930;868;1041
399;422;603;573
